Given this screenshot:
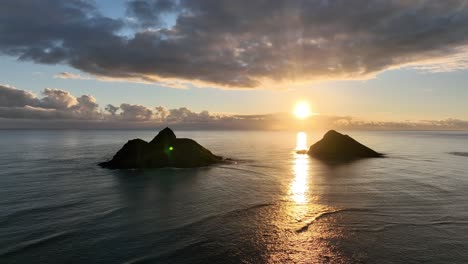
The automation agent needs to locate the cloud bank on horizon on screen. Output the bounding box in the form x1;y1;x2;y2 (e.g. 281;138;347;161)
1;84;468;130
0;84;220;123
1;0;468;88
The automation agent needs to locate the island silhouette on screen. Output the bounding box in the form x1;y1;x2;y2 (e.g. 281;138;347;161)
307;130;383;160
99;127;223;169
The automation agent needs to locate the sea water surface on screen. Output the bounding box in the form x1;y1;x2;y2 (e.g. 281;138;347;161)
0;130;467;263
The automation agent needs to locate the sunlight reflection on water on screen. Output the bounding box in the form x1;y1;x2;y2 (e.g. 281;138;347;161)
270;132;343;263
291;132;310;205
295;131;308;151
291;153;310;204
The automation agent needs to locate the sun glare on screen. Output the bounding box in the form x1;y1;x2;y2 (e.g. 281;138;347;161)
294;101;311;119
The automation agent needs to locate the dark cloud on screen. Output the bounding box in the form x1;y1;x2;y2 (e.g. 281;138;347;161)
0;106;76;120
105;104;119;116
1;1;468;88
126;0;178;28
0;0;122;65
0;85;41;107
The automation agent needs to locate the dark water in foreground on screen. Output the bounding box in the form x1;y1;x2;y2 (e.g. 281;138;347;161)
0;130;468;263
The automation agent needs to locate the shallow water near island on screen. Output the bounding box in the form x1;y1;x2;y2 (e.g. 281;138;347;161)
1;130;468;263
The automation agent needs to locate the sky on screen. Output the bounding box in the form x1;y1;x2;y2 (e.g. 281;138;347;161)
1;0;468;130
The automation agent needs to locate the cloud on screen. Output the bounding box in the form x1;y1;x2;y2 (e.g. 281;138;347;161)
166;107;218;122
325;117;468;130
54;71;191;89
2;1;468;88
0;84;221;123
54;72;91;80
126;0;177;28
40;88;79;110
119;103;154;121
103;104;223;122
2;84;468;130
74;94;100;118
105;104;119;116
0;84;41;107
0;85;101;120
408;46;468;73
154;106;170;120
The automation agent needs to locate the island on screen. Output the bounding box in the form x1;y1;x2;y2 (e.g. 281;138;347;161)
99;127;223;169
308;130;383;160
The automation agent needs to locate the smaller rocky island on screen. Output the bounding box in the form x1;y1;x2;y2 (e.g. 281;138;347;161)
308;130;383;160
100;127;223;169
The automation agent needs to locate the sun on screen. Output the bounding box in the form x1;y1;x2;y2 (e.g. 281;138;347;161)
293;101;311;119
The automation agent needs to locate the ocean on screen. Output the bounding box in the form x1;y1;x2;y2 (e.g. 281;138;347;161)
0;130;467;263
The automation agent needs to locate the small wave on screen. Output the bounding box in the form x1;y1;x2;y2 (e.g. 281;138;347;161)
217;166;271;177
89;207;124;221
123;255;156;264
296;208;372;233
244;163;282;170
122;254;159;264
429;220;468;226
0;231;75;257
153;203;275;237
448;152;468;157
384;220;468;227
122;239;213;264
0;200;86;226
400;177;452;194
225;158;256;163
228;203;274;215
348;220;468;234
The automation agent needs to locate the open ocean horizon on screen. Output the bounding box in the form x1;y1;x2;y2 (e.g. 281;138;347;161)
1;129;467;263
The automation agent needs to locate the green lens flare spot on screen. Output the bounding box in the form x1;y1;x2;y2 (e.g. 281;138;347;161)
169;146;174;151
